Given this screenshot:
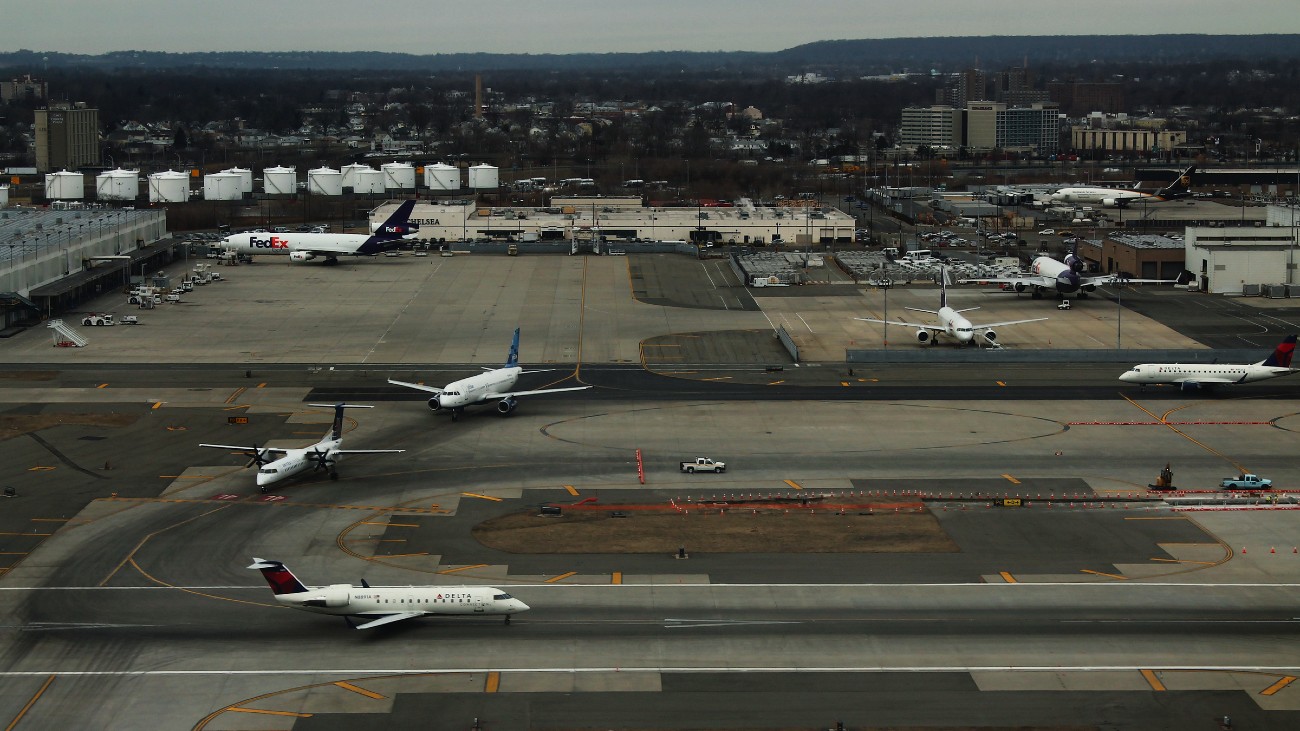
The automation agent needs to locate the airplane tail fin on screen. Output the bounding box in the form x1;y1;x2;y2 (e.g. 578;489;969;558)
372;199;418;240
1258;335;1297;368
505;327;521;368
306;403;375;441
1156;165;1196;199
248;558;308;595
937;266;949;309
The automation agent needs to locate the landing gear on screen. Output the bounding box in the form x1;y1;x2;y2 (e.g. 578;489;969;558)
504;615;511;625
1031;290;1043;299
451;409;462;422
324;256;340;266
329;471;339;481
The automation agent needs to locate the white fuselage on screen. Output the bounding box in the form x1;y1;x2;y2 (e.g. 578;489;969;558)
1051;187;1147;206
936;307;976;344
274;583;529;619
221;232;376;258
256;437;341;488
436;367;521;409
1119;364;1295;386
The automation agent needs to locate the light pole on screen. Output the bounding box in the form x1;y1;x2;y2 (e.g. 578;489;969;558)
1115;276;1128;349
876;277;893;347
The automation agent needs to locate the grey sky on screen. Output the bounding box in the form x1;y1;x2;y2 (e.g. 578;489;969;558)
7;1;1299;55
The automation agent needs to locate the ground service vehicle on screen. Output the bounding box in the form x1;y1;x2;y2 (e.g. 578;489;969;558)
81;314;115;326
1220;473;1271;489
680;457;726;473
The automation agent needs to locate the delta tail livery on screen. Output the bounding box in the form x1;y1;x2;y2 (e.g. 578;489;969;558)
857;266;1045;347
388;328;590;421
200;403;403;491
1119;335;1297;390
1051;165;1195;208
249;558;529;630
961;250;1179;301
220;200;418;264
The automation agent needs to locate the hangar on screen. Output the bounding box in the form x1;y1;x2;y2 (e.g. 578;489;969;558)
1185;222;1300;295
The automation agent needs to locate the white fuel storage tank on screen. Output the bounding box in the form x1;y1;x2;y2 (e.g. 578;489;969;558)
148;170;190;203
468;163;499;190
354;169;386;194
424;162;460;191
224;167;253;195
45;170;85;200
341;163;372;190
203;172;243;201
307;167;343;196
96;168;140;201
381;161;416;190
263;166;297;196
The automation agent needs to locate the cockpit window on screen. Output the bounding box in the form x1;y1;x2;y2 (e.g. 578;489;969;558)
259;468;278;474
493;593;513;600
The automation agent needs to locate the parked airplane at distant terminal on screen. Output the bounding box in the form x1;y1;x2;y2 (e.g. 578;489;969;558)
857;266;1045;347
249;558;529;629
961;250;1179;300
200;403;403;491
388;328;590;421
1050;165;1195;208
1119;335;1297;390
220;200;417;264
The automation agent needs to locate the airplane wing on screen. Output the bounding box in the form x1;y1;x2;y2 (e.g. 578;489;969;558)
492;386;592;399
353;612;425;630
199;443;290;454
958;274;1055;289
974;317;1049;329
855;317;944;332
1082;274;1176;287
333;449;406;455
388;378;444;394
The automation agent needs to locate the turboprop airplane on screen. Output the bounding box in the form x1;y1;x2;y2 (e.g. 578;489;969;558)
248;558;529;629
388;328;590;421
1051;165;1196;208
200;403;403;491
1119;335;1297;390
857;267;1046;347
960;249;1181;300
220;199;418;264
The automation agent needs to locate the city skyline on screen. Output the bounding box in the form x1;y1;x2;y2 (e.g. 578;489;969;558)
5;0;1300;56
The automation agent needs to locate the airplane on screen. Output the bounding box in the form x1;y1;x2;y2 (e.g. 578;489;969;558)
200;403;403;491
857;266;1046;347
1050;164;1195;208
219;199;418;264
960;249;1180;300
1119;335;1297;390
248;557;529;630
388;328;590;421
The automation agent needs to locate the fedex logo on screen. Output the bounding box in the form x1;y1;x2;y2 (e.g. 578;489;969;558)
380;223;420;234
249;236;290;249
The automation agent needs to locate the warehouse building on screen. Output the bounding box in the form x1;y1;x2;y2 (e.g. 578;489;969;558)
1184;225;1300;294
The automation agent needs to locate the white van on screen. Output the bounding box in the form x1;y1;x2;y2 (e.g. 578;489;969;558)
900;249;935;263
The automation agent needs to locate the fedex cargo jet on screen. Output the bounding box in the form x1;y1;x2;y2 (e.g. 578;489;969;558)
220;200;418;264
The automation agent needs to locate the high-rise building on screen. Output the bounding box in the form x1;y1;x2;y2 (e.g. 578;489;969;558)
0;74;47;103
900;106;961;149
34;102;100;172
959;101;1060;155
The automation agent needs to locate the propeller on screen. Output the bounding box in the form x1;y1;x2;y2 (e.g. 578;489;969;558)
309;448;333;472
245;443;270;468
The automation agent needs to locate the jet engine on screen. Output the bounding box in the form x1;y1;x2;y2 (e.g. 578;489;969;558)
982;329;998;345
496;396;519;415
302;584;350;608
1101;198;1118;208
427;396;442;411
288;251;316;262
915;329;931;344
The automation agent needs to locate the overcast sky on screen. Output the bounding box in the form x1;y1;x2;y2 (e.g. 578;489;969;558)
7;1;1300;55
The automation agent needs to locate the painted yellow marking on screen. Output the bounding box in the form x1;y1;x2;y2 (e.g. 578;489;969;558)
768;380;785;385
226;707;313;718
1148;558;1217;565
701;376;733;381
485;672;501;693
6;674;56;731
783;479;802;490
437;564;488;575
222;404;250;411
223;387;246;405
1140;669;1167;691
0;552;28;555
1122;394;1247;472
96;383;108;389
345;538;406;543
29;518;69;522
1080;569;1129;580
0;533;52;537
256;382;267;388
840;381;850;387
333;681;386;699
612;572;623;585
382;552;429;558
546;572;578;583
100;505;236;587
996;381;1006;387
999;571;1017;583
641;344;681;347
1001;474;1020;484
27;466;55;472
151;401;163;410
1261;676;1296;696
461;492;502;502
360;521;419;528
564;484;579;496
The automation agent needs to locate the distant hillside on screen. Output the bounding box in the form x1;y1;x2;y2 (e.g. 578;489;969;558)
2;35;1299;73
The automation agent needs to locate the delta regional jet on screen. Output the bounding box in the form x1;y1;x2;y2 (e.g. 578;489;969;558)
220;199;418;264
961;250;1180;301
1051;165;1196;208
249;558;529;630
857;266;1046;347
388;328;590;421
200;403;403;491
1119;335;1297;390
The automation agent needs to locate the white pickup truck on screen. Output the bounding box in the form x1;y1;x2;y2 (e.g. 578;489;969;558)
1219;473;1272;490
680;457;726;473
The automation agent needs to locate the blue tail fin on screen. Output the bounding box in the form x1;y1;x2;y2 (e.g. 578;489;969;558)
1260;335;1296;368
373;199;418;241
938;266;948;309
505;328;520;368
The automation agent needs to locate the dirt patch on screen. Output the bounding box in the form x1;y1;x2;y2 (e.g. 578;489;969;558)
0;413;139;442
473;508;958;554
